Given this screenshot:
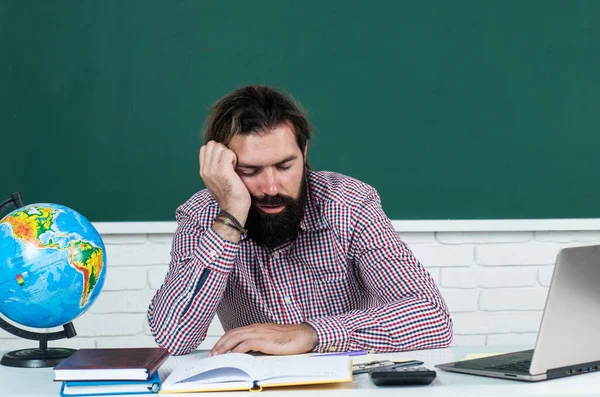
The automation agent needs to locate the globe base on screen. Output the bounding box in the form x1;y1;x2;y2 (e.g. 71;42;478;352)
1;347;76;368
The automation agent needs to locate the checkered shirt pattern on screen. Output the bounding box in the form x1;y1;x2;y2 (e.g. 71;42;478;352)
148;171;453;355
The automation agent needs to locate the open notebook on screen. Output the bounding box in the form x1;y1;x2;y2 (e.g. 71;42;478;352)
159;352;352;393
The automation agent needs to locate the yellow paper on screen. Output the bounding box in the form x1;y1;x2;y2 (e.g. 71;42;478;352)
461;353;503;361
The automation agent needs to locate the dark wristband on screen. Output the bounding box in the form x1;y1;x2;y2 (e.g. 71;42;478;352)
219;210;246;230
215;216;247;234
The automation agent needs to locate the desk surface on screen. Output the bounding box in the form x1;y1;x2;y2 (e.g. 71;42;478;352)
2;346;599;397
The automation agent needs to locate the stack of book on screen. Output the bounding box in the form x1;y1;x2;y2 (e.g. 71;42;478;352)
53;347;170;396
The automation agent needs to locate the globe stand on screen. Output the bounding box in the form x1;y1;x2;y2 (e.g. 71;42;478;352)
0;318;77;368
1;192;78;368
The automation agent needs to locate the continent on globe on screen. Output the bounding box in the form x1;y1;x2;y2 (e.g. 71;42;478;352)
3;207;60;249
68;240;104;306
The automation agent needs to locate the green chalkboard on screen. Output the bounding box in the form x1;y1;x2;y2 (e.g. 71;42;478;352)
2;1;599;221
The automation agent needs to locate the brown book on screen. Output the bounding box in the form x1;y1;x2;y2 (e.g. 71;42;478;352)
53;347;170;381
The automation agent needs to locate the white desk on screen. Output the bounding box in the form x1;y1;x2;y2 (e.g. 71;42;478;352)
2;346;600;396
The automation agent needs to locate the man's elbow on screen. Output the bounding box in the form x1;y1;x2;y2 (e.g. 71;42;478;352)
158;340;198;356
149;326;203;356
430;307;453;348
147;315;206;356
408;304;453;350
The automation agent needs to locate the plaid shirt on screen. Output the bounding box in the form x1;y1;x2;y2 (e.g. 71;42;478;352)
148;171;452;355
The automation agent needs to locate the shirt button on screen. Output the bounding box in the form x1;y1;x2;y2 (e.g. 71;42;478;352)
284;296;292;304
209;250;217;258
186;292;193;299
272;252;279;259
369;349;376;354
328;346;336;352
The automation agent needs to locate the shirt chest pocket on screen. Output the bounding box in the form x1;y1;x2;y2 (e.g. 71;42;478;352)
302;257;351;316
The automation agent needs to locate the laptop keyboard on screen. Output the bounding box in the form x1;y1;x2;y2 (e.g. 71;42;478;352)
484;360;531;373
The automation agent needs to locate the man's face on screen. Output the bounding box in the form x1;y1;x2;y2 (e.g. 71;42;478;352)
229;123;306;212
228;123;307;248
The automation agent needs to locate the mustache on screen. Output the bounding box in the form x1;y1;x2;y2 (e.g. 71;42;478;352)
251;194;295;207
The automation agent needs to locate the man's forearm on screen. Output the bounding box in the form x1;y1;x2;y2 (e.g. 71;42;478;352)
305;297;453;353
148;267;222;355
147;227;239;355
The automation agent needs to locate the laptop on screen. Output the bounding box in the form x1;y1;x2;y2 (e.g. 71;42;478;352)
436;244;600;381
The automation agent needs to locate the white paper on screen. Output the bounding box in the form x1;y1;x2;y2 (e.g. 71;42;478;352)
162;353;257;388
256;355;350;385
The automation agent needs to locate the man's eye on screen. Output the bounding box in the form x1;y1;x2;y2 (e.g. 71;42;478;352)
238;169;259;176
276;165;292;171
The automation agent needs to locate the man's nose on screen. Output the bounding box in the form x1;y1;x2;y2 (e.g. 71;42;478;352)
260;169;278;196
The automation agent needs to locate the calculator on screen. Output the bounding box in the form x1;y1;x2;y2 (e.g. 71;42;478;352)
369;366;437;386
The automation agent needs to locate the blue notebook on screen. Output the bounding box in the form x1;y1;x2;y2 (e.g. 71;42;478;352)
60;372;161;396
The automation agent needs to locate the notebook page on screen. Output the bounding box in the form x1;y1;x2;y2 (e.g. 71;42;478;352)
256;355;351;385
161;380;253;393
161;353;257;388
158;352;203;382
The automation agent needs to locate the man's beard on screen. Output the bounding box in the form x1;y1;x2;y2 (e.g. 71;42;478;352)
245;171;308;249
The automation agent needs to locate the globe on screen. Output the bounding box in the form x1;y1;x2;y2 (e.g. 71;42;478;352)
0;203;106;329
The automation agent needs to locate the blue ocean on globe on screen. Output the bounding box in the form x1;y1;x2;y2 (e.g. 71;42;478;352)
0;203;106;328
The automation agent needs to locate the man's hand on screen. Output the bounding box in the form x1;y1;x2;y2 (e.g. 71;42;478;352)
199;141;251;224
208;323;318;356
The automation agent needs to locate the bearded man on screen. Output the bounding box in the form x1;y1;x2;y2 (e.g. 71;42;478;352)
148;85;453;356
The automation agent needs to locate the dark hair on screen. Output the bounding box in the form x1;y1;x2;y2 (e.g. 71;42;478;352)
203;85;312;151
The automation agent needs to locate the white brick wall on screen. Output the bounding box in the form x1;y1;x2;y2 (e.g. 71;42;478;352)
2;228;599;351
